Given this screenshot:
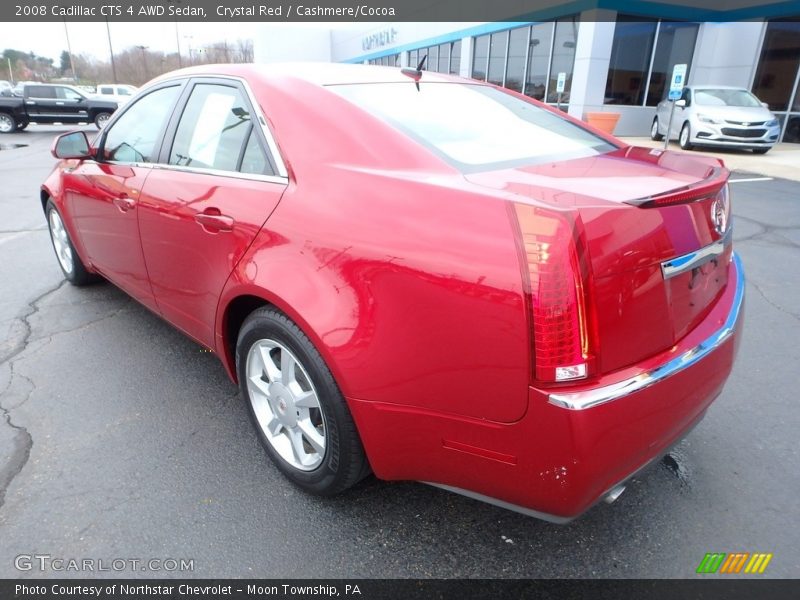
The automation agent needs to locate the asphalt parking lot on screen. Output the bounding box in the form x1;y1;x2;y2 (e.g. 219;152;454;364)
0;126;798;578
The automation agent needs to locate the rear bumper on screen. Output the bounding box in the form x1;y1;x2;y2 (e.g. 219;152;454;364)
348;253;745;521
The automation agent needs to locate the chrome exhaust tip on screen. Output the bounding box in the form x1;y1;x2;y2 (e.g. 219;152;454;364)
604;484;626;504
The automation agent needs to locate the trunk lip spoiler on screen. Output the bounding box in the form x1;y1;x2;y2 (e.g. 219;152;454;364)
548;252;744;411
624;166;729;208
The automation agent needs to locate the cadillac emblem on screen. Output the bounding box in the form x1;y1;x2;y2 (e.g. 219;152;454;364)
711;190;730;235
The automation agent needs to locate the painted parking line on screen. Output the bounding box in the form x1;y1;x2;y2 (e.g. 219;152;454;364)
728;177;774;183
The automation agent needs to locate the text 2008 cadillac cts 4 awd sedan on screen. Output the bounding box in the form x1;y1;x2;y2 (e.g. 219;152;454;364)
41;64;744;522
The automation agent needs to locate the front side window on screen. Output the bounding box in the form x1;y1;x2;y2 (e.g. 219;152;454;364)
103;85;181;163
169;84;252;172
57;87;84;101
331;82;615;173
100;87;114;95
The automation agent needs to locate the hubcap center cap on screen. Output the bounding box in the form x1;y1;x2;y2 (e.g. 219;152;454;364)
268;382;297;427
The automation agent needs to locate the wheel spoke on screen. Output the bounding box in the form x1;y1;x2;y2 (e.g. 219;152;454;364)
286;427;308;465
248;374;271;398
297;419;325;454
266;417;283;436
280;349;296;384
293;388;318;408
259;344;281;382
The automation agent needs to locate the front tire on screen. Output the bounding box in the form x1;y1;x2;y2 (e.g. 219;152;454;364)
237;307;369;496
679;122;694;150
16;120;28;131
94;111;112;129
753;147;770;155
0;112;17;134
650;117;663;141
46;201;96;286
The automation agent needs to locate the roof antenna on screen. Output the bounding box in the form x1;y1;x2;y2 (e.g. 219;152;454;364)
400;54;427;91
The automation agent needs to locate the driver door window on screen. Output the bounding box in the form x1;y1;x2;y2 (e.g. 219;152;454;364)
102;85;181;163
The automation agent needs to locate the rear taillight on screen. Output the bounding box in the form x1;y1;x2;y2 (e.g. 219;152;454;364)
511;204;595;383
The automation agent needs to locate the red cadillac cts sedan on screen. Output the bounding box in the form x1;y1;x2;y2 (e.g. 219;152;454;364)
41;64;744;522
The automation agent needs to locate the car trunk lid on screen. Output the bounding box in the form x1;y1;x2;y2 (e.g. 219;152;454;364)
472;146;733;377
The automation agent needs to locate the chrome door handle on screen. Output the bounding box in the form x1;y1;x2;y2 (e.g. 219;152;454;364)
112;196;136;212
195;212;234;232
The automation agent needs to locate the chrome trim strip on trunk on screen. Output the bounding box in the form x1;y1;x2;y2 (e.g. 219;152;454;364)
549;252;744;411
661;228;732;280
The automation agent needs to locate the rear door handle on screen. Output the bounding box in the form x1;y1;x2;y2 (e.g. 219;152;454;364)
195;211;234;232
112;196;136;212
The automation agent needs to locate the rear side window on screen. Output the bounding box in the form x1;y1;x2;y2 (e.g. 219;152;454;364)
27;85;55;99
330;82;616;173
169;83;254;173
100;87;113;95
103;85;181;163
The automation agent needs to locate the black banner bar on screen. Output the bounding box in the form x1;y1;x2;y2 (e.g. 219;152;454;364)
2;0;800;23
3;579;800;600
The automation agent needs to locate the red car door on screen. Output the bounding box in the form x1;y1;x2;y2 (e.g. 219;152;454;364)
137;79;287;348
66;83;184;309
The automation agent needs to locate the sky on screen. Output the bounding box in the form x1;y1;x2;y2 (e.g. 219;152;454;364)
0;21;343;63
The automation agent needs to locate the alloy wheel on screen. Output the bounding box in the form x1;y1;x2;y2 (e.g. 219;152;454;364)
48;209;74;275
245;338;327;471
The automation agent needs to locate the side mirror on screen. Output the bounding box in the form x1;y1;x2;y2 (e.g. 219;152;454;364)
51;131;92;159
761;102;769;109
675;99;686;107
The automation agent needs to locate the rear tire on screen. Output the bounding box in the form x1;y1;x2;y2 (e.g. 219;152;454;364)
46;200;96;286
679;123;693;150
16;120;28;131
0;112;17;134
237;307;370;496
650;118;663;141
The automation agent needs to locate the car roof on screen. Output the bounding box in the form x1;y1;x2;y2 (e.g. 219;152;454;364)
151;62;463;87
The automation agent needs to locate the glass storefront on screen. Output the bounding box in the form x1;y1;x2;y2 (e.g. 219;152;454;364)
409;41;461;74
470;18;578;103
753;19;800;143
605;16;699;106
367;54;400;67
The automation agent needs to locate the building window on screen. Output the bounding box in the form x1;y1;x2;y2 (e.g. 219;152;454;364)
505;27;528;92
753;20;800;112
470;20;577;103
472;34;490;81
526;23;553;100
646;22;699;106
605;16;699;106
368;54;399;67
753;19;800;143
450;40;462;75
408;42;462;74
547;17;578;103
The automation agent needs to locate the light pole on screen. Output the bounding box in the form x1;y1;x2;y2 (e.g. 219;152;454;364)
63;20;78;82
136;45;149;80
105;19;118;84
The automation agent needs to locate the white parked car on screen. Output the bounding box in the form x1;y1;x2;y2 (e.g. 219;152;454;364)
94;84;137;104
652;86;781;154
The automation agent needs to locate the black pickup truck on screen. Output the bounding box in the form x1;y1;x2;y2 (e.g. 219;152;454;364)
0;83;118;133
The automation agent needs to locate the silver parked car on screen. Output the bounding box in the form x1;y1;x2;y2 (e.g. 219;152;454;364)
651;86;780;154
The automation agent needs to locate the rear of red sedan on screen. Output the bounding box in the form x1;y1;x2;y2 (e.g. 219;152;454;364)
316;72;744;521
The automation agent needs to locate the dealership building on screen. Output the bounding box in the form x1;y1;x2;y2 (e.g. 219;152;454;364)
253;6;800;143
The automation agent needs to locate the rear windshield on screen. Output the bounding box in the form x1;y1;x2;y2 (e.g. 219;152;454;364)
330;82;616;173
